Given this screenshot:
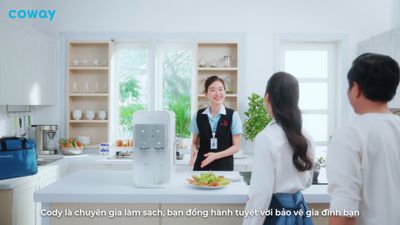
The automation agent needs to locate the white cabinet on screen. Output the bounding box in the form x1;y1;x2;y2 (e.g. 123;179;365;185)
0;20;57;105
39;37;57;105
0;181;36;225
374;30;395;57
0;21;24;104
36;167;58;225
357;28;400;108
13;180;37;225
0;166;59;225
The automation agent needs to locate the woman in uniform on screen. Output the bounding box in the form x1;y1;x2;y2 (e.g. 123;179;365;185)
189;75;242;171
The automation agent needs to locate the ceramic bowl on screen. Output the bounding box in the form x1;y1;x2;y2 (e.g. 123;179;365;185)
61;147;84;155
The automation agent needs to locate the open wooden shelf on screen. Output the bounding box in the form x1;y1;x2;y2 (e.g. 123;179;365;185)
67;41;110;143
68;120;108;124
69;67;109;71
68;93;109;97
197;42;239;111
197;67;238;71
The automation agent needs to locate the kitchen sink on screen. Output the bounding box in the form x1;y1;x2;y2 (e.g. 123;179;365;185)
37;155;63;166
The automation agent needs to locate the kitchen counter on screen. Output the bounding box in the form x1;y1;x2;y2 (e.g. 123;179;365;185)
0;152;254;189
33;170;329;225
0;164;59;189
35;170;248;204
1;153;328;202
34;170;329;204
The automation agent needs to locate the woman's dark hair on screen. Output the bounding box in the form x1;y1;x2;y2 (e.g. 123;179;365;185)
204;76;225;93
348;53;400;102
266;72;313;171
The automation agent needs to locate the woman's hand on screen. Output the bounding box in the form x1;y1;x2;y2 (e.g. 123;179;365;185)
200;135;240;168
201;152;219;168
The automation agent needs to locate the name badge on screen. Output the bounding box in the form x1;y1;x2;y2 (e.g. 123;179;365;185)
210;132;218;149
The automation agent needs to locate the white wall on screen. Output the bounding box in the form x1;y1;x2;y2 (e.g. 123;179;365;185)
32;0;391;96
392;0;400;28
0;0;33;27
1;0;393;139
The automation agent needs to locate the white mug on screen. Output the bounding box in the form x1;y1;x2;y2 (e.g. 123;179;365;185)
86;111;95;120
98;110;107;120
72;110;82;120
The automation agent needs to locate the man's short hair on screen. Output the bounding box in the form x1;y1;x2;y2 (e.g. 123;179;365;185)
348;53;400;102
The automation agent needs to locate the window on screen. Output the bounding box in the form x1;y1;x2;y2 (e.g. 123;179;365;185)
279;42;338;160
113;42;194;140
158;44;194;138
114;43;150;139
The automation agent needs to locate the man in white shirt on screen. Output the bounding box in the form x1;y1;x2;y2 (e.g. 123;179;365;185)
327;53;400;225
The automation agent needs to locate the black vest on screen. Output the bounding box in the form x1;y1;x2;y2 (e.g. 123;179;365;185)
193;107;234;171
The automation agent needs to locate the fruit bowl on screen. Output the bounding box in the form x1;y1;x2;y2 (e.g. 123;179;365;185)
59;138;85;155
60;147;84;155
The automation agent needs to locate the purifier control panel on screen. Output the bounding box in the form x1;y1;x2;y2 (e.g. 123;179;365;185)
134;124;165;151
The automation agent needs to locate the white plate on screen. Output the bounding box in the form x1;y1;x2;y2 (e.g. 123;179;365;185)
213;172;242;182
189;183;228;189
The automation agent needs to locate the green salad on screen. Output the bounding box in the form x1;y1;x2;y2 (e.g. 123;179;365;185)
187;172;230;187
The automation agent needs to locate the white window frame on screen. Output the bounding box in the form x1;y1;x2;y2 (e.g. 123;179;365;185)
274;34;347;148
112;41;196;140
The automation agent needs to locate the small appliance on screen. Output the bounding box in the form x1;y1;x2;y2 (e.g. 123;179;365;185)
31;125;58;155
131;111;175;188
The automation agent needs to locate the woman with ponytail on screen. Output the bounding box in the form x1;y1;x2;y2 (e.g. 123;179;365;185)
243;72;315;225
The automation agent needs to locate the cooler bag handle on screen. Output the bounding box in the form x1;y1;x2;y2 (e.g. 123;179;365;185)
0;137;28;150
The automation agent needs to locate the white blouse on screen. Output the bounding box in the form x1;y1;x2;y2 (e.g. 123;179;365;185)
243;120;315;225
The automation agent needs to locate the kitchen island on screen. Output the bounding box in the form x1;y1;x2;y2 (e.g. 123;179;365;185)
34;170;330;225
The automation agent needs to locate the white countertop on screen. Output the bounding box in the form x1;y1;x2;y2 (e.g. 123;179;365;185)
0;164;59;189
34;170;329;204
0;152;253;189
34;170;249;204
2;152;329;204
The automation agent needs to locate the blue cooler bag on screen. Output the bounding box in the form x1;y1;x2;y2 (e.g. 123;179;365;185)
0;137;38;180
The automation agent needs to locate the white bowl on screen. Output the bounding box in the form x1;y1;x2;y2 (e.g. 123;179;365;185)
75;136;91;145
61;147;83;155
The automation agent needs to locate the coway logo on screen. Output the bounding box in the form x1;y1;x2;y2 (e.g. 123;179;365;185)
8;9;56;21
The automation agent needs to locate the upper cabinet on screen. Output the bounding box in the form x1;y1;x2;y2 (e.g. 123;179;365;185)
0;20;57;105
357;28;400;108
196;43;239;111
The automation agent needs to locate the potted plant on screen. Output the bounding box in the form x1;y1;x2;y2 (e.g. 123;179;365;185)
313;156;327;184
167;95;191;159
243;93;272;141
